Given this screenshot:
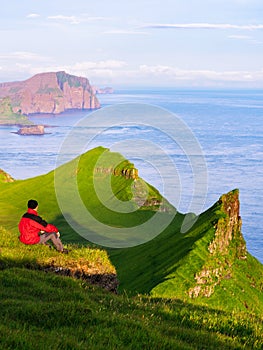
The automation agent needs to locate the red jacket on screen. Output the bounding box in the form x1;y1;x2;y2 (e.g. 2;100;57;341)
19;208;58;245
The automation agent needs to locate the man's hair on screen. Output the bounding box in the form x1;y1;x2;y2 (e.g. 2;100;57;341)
27;199;38;209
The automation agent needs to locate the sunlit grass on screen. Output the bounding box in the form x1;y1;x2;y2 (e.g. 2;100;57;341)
0;226;115;276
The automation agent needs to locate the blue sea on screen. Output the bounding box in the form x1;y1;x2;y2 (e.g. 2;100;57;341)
0;89;262;262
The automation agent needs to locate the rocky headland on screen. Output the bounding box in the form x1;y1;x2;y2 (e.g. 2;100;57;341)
0;71;100;115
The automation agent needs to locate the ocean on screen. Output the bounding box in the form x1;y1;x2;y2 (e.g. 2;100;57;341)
0;88;262;262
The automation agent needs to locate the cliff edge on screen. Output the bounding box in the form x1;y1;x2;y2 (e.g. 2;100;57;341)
0;71;100;115
188;189;247;298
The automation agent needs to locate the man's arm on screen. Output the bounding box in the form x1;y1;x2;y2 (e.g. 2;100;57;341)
25;215;59;233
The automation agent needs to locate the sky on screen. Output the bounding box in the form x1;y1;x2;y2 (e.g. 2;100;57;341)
0;0;263;87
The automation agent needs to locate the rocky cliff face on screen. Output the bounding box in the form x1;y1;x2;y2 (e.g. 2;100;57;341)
188;189;247;298
0;71;100;115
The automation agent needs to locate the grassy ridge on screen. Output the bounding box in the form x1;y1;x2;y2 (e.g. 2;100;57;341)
0;147;263;348
109;197;263;315
1;147;262;313
0;146;172;244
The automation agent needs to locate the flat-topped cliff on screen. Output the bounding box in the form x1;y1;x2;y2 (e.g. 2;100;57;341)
0;71;100;115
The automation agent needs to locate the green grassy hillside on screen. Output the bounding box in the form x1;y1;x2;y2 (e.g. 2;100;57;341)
0;97;31;125
0;226;262;349
0;146;262;318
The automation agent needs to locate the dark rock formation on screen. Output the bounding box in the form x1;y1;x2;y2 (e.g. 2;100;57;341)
17;125;45;135
0;71;100;115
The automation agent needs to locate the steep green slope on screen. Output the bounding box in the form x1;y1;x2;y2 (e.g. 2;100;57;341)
0;147;262;317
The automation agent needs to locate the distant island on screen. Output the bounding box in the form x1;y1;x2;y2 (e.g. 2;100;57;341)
92;86;114;94
0;71;102;124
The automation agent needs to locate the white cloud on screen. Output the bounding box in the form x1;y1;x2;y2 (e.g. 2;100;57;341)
104;29;149;35
0;51;52;62
228;35;252;39
26;13;40;19
47;14;107;25
139;64;263;82
22;60;128;84
72;60;127;70
47;15;81;25
2;59;263;87
143;23;263;30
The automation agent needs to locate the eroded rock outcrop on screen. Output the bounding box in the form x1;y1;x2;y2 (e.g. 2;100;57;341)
188;189;247;298
0;71;100;115
94;161;171;212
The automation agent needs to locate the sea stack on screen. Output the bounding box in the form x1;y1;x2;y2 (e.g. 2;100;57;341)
17;125;45;135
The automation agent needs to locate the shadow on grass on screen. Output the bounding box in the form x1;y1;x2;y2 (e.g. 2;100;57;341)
0;254;119;293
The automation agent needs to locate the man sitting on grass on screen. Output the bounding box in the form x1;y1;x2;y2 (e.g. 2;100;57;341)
18;199;68;254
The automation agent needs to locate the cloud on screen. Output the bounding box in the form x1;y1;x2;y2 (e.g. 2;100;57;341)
47;15;82;25
26;13;40;19
142;23;263;30
228;35;252;39
104;29;149;35
23;60;128;83
1;58;263;87
72;60;128;70
0;51;52;62
47;14;107;25
139;64;263;82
